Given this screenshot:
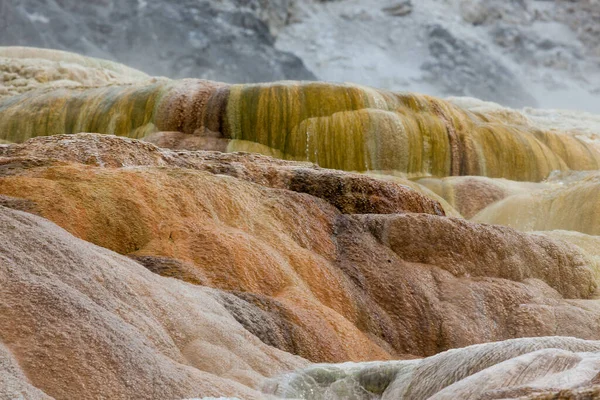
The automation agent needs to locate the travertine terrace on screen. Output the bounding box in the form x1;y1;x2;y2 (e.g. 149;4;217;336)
3;47;600;399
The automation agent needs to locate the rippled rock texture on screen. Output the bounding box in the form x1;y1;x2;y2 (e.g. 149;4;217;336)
3;133;600;399
266;337;600;399
4;49;600;399
2;48;600;182
0;46;150;99
0;203;306;399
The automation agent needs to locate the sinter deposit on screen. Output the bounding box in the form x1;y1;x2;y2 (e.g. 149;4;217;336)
3;48;600;399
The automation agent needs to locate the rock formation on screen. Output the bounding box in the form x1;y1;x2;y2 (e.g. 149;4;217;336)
4;133;600;395
0;0;315;83
417;176;549;219
266;337;600;399
3;48;600;399
0;205;306;399
473;172;600;236
2;49;600;182
0;46;150;99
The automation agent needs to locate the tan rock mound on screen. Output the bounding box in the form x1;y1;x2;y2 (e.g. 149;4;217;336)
417;175;549;219
333;213;600;356
0;205;306;399
0;133;445;216
2;133;600;366
0;47;149;78
0;46;150;99
473;173;600;235
365;173;463;217
537;230;600;259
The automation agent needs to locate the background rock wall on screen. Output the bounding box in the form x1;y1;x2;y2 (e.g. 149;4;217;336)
0;0;315;82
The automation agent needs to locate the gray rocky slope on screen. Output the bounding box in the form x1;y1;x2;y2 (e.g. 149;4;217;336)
1;0;599;110
278;0;600;111
0;0;315;82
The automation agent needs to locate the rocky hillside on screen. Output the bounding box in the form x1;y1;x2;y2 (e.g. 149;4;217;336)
0;0;315;82
278;0;600;111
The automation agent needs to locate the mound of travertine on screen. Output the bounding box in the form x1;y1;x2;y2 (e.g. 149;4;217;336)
473;172;600;236
0;205;306;399
0;47;151;99
417;175;550;219
2;134;600;380
7;204;600;400
3;48;600;182
266;337;600;399
0;133;445;216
